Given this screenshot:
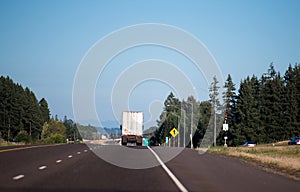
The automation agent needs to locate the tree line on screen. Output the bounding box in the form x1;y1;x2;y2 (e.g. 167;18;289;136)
150;63;300;147
0;76;80;143
222;63;300;146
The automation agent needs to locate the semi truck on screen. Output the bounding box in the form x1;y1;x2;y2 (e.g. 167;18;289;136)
121;111;143;146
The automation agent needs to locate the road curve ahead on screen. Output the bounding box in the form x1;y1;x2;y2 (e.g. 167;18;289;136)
0;144;299;192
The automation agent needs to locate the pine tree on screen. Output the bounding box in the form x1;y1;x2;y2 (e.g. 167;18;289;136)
284;64;300;137
236;78;251;144
260;64;285;142
24;89;43;140
208;76;221;146
63;116;78;141
234;76;262;145
218;74;237;146
39;98;50;123
155;92;181;145
195;101;211;147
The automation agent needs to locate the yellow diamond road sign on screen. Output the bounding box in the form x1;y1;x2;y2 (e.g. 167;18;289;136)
170;128;179;137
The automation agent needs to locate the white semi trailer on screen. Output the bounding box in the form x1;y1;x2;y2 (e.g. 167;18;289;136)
121;111;143;146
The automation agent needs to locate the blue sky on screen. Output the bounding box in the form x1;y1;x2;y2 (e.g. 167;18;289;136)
1;0;299;128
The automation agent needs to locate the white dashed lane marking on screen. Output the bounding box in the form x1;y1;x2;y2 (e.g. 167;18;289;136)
12;148;90;182
38;166;47;170
13;174;24;181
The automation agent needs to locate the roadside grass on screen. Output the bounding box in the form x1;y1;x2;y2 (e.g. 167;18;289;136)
0;141;25;146
207;142;300;179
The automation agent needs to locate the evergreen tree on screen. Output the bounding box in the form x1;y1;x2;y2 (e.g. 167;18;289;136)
0;76;48;142
23;88;43;140
194;101;211;147
209;76;221;146
39;98;50;123
235;76;262;145
284;64;300;137
152;63;300;146
155;92;181;145
218;74;238;146
260;64;285;142
63;116;80;141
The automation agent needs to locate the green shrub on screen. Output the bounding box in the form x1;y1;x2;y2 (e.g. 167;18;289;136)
15;130;30;144
45;134;66;144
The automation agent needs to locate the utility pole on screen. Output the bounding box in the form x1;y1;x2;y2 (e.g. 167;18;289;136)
74;128;76;142
214;103;216;147
183;111;186;147
29;121;32;136
210;76;220;147
190;103;194;149
166;102;194;148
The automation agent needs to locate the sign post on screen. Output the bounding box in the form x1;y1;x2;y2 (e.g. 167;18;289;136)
224;136;228;147
223;112;229;147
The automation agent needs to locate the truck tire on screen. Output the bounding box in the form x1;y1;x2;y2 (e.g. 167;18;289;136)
136;136;142;146
121;136;127;146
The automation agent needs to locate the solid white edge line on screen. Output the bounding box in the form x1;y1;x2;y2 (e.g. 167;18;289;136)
13;174;24;180
147;146;188;192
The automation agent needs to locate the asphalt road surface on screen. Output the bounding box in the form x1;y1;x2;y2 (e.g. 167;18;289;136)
0;143;299;192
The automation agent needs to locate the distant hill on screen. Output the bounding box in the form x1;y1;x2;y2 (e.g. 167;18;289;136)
104;128;121;136
101;120;120;128
143;126;157;136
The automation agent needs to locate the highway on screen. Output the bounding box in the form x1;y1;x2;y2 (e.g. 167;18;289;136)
0;143;299;192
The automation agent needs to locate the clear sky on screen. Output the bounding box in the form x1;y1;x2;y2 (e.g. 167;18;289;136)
1;0;299;128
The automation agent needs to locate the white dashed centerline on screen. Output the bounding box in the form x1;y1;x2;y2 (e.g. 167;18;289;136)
13;174;24;181
12;147;92;182
38;166;47;170
56;160;62;163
